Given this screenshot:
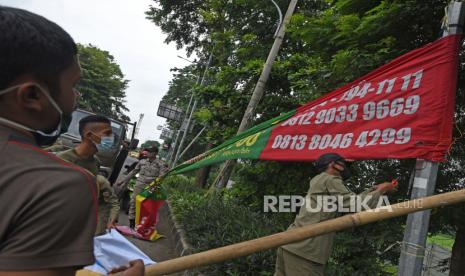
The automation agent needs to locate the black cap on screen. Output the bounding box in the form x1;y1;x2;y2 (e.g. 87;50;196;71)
314;153;345;172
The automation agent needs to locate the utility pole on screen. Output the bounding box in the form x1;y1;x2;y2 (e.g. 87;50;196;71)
213;0;298;190
168;74;199;167
397;2;464;276
172;53;213;167
177;125;207;161
167;129;181;163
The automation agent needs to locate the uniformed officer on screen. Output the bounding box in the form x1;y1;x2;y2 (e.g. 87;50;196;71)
0;6;144;275
116;146;168;228
0;6;97;274
275;153;396;276
56;115;120;235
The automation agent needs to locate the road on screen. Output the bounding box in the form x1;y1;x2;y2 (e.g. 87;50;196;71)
116;156;183;275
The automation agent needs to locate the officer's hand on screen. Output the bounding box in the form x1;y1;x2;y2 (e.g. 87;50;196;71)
109;259;144;275
107;218;117;229
375;182;397;193
114;182;126;197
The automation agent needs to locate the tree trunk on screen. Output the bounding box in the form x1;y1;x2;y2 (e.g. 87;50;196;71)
212;0;298;190
195;144;213;188
450;223;465;276
196;165;212;188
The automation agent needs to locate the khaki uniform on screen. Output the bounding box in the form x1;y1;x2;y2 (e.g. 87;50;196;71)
57;148;100;175
56;149;120;235
275;247;324;276
276;172;381;275
120;158;168;220
0;125;96;269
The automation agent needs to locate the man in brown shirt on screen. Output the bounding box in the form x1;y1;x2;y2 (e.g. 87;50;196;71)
0;6;144;275
275;153;396;276
0;6;99;275
0;126;98;272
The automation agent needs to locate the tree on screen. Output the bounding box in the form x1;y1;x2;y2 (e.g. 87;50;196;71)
76;44;130;122
140;140;161;149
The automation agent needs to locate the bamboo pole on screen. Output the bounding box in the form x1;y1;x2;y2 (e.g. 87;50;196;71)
145;189;465;275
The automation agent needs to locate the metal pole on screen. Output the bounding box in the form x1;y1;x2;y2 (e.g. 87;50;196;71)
177;126;207;161
168;129;181;164
168;72;201;167
130;121;137;141
398;160;439;276
398;2;464;275
213;0;298;190
173;53;213;166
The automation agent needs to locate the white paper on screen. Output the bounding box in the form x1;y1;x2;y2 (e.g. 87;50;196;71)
84;229;155;275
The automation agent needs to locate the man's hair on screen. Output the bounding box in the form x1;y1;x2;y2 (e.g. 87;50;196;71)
78;115;111;136
0;6;78;93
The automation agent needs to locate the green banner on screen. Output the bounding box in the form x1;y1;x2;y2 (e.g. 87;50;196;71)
168;110;296;175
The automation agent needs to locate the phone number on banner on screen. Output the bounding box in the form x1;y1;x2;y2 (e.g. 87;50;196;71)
281;95;420;126
271;128;411;150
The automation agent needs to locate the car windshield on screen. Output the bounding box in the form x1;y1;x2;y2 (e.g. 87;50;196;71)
65;110;125;145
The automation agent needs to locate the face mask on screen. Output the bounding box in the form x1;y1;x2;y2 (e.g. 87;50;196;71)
335;162;352;181
94;134;114;152
0;83;73;146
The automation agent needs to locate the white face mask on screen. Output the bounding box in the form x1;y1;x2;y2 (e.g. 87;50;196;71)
0;83;72;146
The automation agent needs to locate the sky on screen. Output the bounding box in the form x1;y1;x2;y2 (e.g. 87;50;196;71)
1;0;191;143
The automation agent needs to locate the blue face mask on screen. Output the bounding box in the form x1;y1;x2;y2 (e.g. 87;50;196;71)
95;135;114;152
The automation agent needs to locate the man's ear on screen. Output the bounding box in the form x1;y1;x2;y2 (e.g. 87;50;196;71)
15;84;45;112
83;129;96;142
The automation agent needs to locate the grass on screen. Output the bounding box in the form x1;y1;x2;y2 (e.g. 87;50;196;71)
380;232;455;275
427;233;455;250
382;264;397;275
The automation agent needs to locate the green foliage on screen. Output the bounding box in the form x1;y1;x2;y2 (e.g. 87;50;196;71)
76;44;130;122
165;177;281;275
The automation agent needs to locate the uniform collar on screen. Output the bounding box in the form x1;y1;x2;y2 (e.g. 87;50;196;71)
72;148;97;161
0;124;36;145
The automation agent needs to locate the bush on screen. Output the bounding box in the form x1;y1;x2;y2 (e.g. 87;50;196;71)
166;178;281;275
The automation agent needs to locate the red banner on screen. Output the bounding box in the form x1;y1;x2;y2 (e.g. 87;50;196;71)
260;35;462;162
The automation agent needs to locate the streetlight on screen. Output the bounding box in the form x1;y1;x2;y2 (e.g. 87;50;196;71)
270;0;283;37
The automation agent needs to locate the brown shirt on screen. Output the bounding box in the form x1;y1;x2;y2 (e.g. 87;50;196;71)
0;125;98;270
